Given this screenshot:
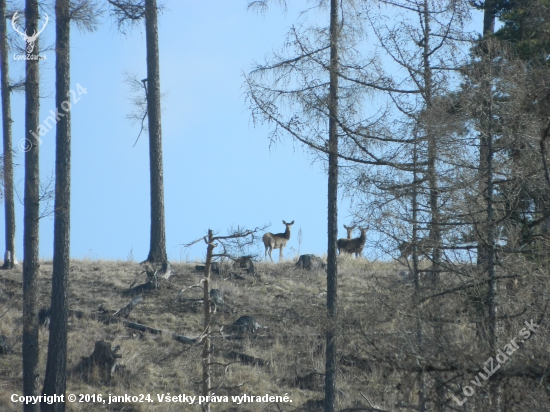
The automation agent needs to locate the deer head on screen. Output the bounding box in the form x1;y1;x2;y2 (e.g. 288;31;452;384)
343;224;356;239
12;11;49;55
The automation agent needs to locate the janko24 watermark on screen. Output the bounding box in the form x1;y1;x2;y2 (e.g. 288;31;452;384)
19;84;88;152
452;319;540;405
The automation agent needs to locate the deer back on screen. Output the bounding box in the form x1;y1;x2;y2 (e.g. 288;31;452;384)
399;238;432;258
267;231;290;248
351;229;367;253
338;238;355;252
339;229;366;253
263;220;294;249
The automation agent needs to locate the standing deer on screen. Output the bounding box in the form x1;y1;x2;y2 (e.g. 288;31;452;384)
262;220;294;262
338;228;367;258
337;224;356;255
398;238;432;260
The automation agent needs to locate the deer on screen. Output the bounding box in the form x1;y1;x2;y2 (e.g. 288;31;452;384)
262;220;294;262
338;227;367;258
398;238;432;260
337;224;356;255
11;11;49;55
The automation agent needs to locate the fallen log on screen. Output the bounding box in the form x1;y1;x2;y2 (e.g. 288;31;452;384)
226;350;269;367
98;296;197;344
112;296;143;318
105;317;196;345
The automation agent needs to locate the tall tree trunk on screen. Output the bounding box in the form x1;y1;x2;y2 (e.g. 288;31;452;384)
480;1;499;410
324;0;339;411
412;130;426;412
201;230;214;412
144;0;167;264
41;1;71;410
22;0;40;409
422;0;440;284
477;0;496;267
0;0;16;269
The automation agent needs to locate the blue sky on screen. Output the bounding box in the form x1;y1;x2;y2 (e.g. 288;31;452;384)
3;0;359;262
2;1;486;263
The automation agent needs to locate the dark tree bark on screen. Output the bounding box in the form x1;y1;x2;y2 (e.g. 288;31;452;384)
422;0;441;284
480;1;499;409
483;0;496;36
324;1;339;411
41;0;71;410
0;0;16;269
22;0;41;409
144;0;167;264
476;0;496;267
201;230;215;412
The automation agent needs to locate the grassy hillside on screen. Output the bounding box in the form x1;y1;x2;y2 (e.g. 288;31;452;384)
0;256;547;411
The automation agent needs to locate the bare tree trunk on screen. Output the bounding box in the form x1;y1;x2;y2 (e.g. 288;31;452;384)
41;1;71;410
0;0;16;269
411;130;426;412
476;0;496;268
325;0;339;411
22;0;40;409
202;230;215;412
480;3;499;410
144;0;167;264
422;0;441;284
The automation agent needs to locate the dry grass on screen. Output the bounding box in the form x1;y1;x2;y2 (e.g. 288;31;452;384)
0;257;547;411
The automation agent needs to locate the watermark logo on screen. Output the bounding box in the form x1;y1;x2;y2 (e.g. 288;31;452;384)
451;319;540;406
18;83;88;152
11;11;48;61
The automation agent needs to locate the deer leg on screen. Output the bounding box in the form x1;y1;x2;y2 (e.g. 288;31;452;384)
279;247;284;262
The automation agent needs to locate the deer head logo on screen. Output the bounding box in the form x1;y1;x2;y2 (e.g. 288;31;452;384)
11;11;49;55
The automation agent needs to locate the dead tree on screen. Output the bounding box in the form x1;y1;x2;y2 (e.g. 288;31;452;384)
178;225;266;412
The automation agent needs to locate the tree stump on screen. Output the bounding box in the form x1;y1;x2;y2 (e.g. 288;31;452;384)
195;261;220;274
78;341;122;383
233;256;255;274
295;254;326;270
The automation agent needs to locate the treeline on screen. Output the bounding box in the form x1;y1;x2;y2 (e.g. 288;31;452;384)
246;0;550;410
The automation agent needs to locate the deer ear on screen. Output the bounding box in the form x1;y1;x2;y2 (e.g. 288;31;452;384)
290;221;294;225
282;220;286;225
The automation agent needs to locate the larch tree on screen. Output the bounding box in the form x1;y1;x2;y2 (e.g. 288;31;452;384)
107;0;168;266
360;0;471;283
246;1;369;409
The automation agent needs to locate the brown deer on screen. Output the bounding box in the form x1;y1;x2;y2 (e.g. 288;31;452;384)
398;238;432;260
337;224;356;255
262;220;294;262
338;228;367;258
